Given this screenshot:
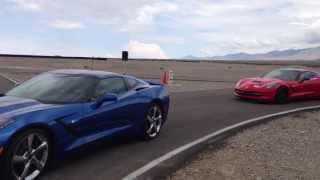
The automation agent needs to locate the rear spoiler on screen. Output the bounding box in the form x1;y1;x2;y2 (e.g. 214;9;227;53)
146;80;163;86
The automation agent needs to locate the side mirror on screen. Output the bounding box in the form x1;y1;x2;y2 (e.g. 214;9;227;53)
92;93;118;109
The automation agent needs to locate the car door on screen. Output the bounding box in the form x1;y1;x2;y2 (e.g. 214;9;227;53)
310;74;320;97
69;77;133;136
302;72;320;97
123;77;150;123
291;72;317;98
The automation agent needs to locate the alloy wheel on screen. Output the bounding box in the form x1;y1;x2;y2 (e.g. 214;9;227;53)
146;105;163;138
11;133;49;180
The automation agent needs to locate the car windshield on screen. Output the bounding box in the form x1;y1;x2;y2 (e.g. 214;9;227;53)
6;73;98;104
262;69;301;81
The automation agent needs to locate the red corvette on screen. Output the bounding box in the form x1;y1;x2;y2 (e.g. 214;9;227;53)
234;68;320;103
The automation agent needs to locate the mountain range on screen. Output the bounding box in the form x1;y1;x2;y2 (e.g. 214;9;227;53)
184;46;320;61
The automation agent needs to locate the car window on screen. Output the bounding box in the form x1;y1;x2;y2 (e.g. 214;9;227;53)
125;77;139;90
6;73;97;104
299;72;317;81
94;77;128;98
262;69;301;81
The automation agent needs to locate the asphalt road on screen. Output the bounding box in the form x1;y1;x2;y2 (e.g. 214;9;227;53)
45;90;320;180
0;76;319;180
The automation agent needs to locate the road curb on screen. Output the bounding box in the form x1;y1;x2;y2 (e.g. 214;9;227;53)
123;105;320;180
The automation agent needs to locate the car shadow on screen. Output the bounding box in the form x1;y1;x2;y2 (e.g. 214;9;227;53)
234;96;319;105
44;133;142;176
233;96;275;105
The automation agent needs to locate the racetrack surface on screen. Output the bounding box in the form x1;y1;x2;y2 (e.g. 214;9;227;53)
0;76;319;180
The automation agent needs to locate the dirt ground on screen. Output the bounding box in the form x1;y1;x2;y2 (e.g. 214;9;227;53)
2;57;320;82
1;56;319;92
167;110;320;180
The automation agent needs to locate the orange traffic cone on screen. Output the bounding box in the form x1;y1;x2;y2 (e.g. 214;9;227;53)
162;71;169;85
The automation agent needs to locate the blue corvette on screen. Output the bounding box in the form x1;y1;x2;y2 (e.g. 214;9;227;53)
0;69;170;180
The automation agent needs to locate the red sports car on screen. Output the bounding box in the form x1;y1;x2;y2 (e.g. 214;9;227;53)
234;68;320;103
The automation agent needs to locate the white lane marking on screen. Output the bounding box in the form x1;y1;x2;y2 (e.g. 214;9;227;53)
122;105;320;180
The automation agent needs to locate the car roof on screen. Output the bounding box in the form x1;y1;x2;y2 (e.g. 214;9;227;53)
278;68;312;73
49;69;122;78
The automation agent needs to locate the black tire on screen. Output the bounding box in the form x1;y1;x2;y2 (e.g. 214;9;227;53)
1;129;51;180
275;87;289;104
140;103;164;140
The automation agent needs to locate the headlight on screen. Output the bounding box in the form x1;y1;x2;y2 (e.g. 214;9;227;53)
236;80;242;87
264;82;278;89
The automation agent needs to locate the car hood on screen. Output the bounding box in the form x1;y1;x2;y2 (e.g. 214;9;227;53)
237;77;282;89
0;96;81;125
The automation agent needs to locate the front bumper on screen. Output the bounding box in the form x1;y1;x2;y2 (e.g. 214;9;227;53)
234;88;276;101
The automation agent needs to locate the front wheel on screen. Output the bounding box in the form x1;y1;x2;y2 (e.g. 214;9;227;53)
141;104;164;140
2;129;51;180
275;87;288;104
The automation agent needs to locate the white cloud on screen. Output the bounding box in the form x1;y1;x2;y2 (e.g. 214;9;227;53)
49;20;85;30
120;1;179;32
0;37;40;54
8;0;42;11
176;0;320;56
6;0;179;32
135;2;178;25
289;0;320;20
304;20;320;44
3;0;320;57
127;41;168;59
104;53;115;58
289;22;308;27
0;36;113;57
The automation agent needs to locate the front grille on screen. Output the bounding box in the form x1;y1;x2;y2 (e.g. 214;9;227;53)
235;89;262;97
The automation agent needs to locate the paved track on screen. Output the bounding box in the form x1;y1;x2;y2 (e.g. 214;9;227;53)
44;90;320;180
0;76;319;180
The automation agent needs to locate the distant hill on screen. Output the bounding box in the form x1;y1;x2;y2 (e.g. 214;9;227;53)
184;46;320;61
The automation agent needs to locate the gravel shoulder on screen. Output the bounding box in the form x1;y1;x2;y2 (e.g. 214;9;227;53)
167;110;320;180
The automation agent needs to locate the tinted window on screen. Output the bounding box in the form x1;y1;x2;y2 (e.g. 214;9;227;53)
125;77;139;89
6;73;97;104
94;77;128;98
262;69;301;81
298;72;317;81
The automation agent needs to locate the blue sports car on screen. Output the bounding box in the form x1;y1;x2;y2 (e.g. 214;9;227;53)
0;69;170;180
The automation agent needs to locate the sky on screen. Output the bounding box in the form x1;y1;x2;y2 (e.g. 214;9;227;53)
0;0;320;59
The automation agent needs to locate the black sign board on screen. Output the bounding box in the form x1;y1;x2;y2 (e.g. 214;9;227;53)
122;51;128;61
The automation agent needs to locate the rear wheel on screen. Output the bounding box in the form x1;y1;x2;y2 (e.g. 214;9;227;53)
2;129;51;180
275;87;288;104
141;104;164;140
